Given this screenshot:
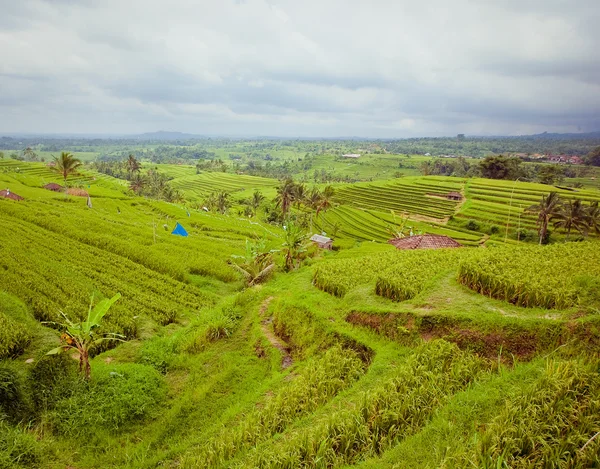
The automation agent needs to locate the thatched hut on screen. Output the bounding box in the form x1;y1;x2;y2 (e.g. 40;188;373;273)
388;234;462;250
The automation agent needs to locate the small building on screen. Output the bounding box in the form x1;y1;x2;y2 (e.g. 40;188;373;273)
43;182;64;192
310;234;333;250
388;234;462;250
0;189;24;201
342;154;361;159
446;191;463;201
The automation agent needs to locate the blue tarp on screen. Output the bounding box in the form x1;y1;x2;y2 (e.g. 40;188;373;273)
171;222;188;237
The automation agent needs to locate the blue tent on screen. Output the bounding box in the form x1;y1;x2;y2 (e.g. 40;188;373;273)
171;222;188;237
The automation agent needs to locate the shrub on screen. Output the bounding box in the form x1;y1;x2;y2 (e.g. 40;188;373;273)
465;219;480;231
50;363;165;436
0;312;31;359
27;354;80;414
489;224;500;235
0;363;29;423
515;228;535;242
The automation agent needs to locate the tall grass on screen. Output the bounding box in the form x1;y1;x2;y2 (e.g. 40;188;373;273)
181;346;366;468
236;340;491;468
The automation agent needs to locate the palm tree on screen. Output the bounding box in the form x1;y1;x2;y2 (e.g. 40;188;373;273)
282;222;308;271
294;183;307;208
275;178;296;217
52;152;82;187
586;201;600;235
129;173;146;194
317;185;335;216
525;192;562;245
250;189;265;213
126;154;141;179
216;191;230;214
552;199;588;240
305;187;322;211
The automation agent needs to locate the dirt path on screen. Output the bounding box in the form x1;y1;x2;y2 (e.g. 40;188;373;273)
259;297;293;369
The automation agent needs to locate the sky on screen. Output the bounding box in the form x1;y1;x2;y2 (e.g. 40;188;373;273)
0;0;599;138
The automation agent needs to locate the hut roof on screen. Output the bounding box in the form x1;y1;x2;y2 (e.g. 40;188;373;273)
310;234;332;244
0;189;24;201
447;191;463;198
44;182;64;192
388;234;462;250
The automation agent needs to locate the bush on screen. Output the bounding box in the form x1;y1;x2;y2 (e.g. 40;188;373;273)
50;363;165;435
0;363;29;423
489;224;500;235
0;312;31;360
27;354;80;414
465;219;480;231
515;228;535;242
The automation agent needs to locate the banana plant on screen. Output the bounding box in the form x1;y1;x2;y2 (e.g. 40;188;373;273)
229;238;276;286
46;293;123;380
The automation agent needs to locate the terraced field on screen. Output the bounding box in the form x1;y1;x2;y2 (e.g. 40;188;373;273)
171;172;279;200
454;178;600;233
314;205;482;246
0;159;129;198
334;177;463;221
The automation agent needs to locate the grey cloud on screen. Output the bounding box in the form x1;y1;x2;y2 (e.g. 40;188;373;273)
0;0;598;136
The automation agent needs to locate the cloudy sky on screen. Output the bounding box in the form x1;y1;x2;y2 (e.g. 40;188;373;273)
1;0;599;137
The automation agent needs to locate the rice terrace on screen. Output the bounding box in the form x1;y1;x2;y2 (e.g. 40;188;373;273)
2;2;600;468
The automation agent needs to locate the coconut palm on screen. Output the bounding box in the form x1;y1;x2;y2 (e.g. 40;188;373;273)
552;198;588;240
46;293;123;380
126;154;141;179
294;183;307;208
129;173;146;194
525;192;562;245
305;187;322;211
216;191;231;214
251;189;265;212
586;201;600;235
282;222;308;271
52;152;82;187
317;185;335;216
275;178;297;217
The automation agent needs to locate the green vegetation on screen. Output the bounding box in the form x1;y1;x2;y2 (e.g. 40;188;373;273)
1;137;600;469
458;243;600;309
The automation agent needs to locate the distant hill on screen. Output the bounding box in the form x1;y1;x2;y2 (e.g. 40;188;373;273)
135;131;202;140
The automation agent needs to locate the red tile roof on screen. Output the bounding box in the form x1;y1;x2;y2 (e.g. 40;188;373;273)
388;234;462;250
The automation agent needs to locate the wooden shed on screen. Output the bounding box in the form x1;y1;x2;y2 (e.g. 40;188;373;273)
0;189;24;201
43;182;64;192
310;234;333;250
388;234;462;250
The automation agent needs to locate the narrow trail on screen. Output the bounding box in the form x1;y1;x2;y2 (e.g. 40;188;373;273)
259;296;293;369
